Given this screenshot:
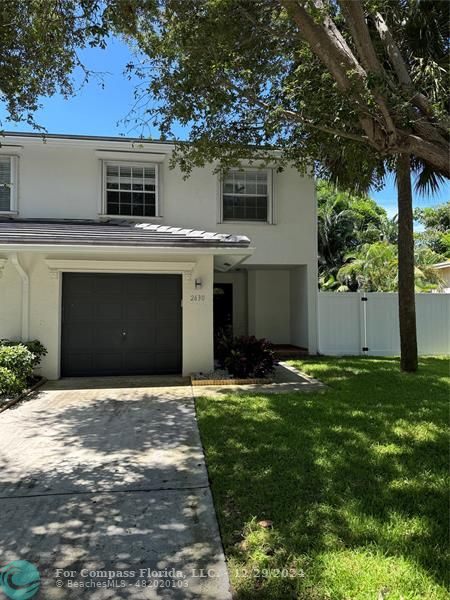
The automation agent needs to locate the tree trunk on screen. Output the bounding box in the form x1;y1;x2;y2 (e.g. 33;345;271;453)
396;154;418;372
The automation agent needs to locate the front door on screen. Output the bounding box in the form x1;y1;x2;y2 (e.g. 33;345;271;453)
213;283;233;338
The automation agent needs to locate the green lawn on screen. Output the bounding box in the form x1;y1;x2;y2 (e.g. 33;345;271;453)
196;356;449;599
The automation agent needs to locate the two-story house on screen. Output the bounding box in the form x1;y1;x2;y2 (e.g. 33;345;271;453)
0;133;318;379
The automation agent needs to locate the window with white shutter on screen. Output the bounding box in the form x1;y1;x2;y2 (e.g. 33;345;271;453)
0;156;16;212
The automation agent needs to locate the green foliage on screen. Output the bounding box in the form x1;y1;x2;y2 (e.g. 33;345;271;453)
0;0;108;125
0;344;34;380
337;242;446;292
0;367;25;397
1;339;47;367
317;181;397;285
338;242;398;292
112;0;448;191
414;202;450;257
216;333;275;378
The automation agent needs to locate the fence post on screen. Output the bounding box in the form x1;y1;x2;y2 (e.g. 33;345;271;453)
360;292;369;355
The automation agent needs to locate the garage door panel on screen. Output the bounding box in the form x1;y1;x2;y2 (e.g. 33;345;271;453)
93;276;123;295
123;299;156;320
156;327;180;351
62;273;182;376
123;352;156;372
125;327;156;349
93;353;124;373
157;277;180;293
126;276;156;293
63;274;94;294
62;327;94;351
153;353;179;372
63;353;94;375
157;298;181;320
93;302;123;321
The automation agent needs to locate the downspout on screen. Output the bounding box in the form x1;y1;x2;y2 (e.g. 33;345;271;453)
10;253;29;341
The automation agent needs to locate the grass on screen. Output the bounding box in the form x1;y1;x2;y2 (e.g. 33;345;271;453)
196;356;450;599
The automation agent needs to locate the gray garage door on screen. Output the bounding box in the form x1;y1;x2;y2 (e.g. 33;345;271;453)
61;273;182;376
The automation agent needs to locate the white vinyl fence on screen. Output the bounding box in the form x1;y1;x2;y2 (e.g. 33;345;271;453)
318;292;450;356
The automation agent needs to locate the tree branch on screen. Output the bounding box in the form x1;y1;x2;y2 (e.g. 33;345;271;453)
338;0;397;141
373;12;431;117
279;0;387;149
223;78;370;144
405;135;450;178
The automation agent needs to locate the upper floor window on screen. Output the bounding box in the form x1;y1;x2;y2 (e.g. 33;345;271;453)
222;169;272;222
104;161;158;217
0;156;18;212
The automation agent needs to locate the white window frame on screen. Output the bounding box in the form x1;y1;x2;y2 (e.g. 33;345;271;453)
218;167;275;224
0;155;19;214
101;160;160;219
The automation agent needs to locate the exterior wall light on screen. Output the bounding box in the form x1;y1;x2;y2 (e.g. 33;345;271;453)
195;278;203;289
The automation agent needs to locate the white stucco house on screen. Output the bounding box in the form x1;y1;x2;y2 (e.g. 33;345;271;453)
0;132;318;379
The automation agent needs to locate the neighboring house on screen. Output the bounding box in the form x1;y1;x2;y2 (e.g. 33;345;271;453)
0;133;318;379
432;261;450;293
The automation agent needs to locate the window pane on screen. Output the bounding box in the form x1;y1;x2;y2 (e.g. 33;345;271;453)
222;170;268;220
143;203;156;217
223;178;234;193
120;191;132;204
0;158;11;185
257;181;267;194
119;166;131;178
107;191;119;206
223;204;233;219
105;163;157;216
0;187;10;211
0;158;11;211
222;195;268;220
106;164;118;176
132;193;144;206
132;204;144;216
131;166;143;178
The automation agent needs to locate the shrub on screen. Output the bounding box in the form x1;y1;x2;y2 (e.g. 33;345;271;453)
0;339;47;367
22;340;47;367
216;333;275;378
0;344;34;380
0;367;26;397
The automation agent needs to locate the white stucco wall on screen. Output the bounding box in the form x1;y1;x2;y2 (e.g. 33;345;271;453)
0;135;317;268
0;261;22;339
0;251;215;379
290;265;309;349
0;133;319;362
247;269;291;343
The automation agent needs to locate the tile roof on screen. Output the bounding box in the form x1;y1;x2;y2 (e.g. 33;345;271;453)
0;219;251;248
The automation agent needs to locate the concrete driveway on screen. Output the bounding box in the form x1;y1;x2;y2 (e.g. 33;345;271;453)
0;378;231;599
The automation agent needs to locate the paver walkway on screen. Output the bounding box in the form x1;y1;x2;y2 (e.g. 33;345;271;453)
0;378;231;599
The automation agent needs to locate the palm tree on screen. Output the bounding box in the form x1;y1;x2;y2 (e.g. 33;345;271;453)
337;242;398;292
337;242;445;293
317;193;356;278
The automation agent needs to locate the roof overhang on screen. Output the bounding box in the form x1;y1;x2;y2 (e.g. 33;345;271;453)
0;220;254;272
432;262;450;270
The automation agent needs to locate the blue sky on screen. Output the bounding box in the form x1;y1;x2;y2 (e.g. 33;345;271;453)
1;37;448;218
